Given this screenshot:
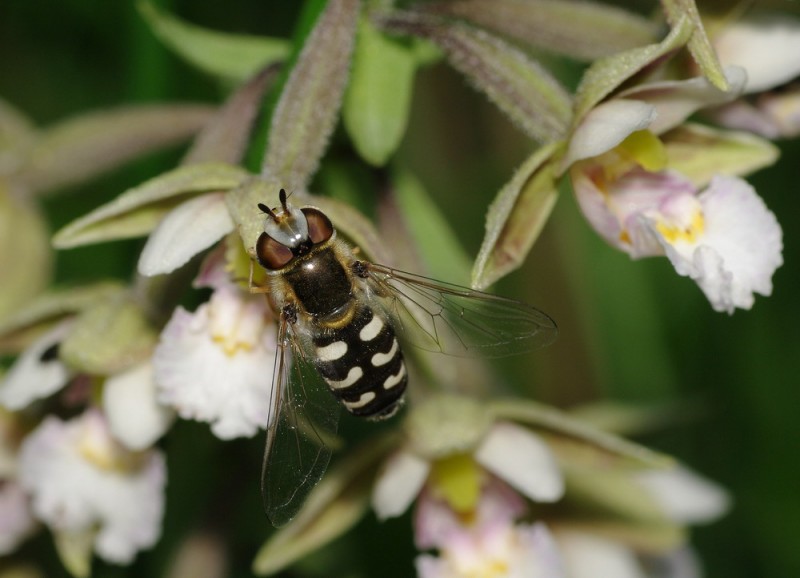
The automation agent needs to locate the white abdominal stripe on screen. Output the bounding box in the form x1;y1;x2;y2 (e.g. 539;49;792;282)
313;306;408;416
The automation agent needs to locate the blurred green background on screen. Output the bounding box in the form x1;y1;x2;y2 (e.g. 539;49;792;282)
1;1;798;577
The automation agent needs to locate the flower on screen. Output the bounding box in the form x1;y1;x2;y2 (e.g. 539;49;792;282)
0;481;37;555
706;13;800;139
565;67;783;313
152;281;278;439
18;409;166;564
0;410;36;555
0;320;73;410
555;531;648;578
103;361;174;451
372;396;564;521
415;479;565;578
572;165;782;313
551;465;729;578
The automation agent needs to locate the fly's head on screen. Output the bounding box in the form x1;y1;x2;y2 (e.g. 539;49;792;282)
256;188;334;271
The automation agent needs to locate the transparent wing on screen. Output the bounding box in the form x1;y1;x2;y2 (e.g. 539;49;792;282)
261;313;341;527
364;263;557;358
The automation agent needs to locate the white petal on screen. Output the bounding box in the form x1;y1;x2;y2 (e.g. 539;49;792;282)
372;449;430;520
563;99;656;169
516;523;567;578
0;481;36;555
715;16;800;93
618;66;747;134
759;86;800;139
636;467;731;525
0;321;73;410
414;487;467;550
18;410;166;564
474;422;564;503
153;290;277;439
556;531;646;578
655;176;783;313
138;193;233;277
103;362;175;451
706;100;783;140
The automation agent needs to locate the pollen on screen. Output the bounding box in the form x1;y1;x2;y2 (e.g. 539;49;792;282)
212;334;255;356
78;427;145;473
655;205;706;245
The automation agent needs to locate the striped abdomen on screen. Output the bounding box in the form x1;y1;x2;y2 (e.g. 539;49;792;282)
312;305;407;419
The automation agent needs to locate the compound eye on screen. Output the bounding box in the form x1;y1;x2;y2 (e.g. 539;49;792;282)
256;233;293;270
302;208;333;244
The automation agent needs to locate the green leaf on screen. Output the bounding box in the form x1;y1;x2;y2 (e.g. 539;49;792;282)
660;0;728;91
0;282;125;354
472;143;561;290
664;123;780;187
137;1;290;84
252;432;397;575
262;0;360;190
427;0;659;61
391;168;472;285
385;13;572;143
490;398;673;469
59;293;158;375
552;442;691;554
569;401;697;437
18;105;215;196
561;464;672;524
53;163;250;248
574;15;692;124
0;186;52;321
343;17;417;166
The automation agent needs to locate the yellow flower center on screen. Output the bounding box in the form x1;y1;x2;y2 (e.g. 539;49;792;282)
78;427;144;473
430;453;483;515
447;554;509;578
211;332;254;356
208;294;265;356
616;129;668;172
655;201;706;245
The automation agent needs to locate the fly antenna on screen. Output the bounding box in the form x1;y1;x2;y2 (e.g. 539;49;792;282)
279;188;289;212
258;202;279;221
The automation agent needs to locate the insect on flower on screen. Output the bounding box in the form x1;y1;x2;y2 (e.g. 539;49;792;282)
252;189;557;526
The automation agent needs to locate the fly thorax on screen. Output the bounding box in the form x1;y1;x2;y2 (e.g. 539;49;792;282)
283;248;353;317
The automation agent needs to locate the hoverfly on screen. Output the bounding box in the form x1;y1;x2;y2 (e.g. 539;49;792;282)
253;189;556;526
